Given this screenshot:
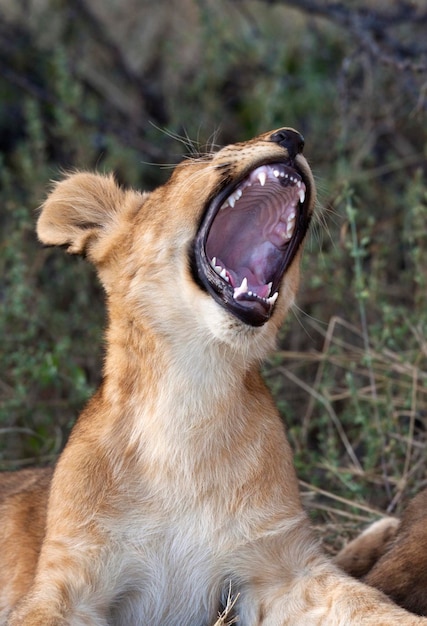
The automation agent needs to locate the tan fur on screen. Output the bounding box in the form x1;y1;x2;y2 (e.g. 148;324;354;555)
0;129;425;625
336;489;427;616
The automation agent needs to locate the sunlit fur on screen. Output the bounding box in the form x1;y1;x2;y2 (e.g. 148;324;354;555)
0;129;425;625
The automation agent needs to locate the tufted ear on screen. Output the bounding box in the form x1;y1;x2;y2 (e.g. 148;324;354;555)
37;172;147;259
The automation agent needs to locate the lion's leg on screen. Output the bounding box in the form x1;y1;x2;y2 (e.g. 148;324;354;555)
6;536;112;626
234;523;425;625
255;568;426;625
7;552;110;626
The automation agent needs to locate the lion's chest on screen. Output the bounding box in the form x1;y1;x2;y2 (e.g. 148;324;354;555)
104;511;229;626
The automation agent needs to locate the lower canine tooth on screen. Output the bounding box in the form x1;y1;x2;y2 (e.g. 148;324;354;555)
299;189;305;204
268;292;279;305
233;277;248;299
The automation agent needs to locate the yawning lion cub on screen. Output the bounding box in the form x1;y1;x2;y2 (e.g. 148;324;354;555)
0;129;425;625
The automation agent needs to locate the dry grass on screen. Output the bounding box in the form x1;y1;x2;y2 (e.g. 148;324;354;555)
267;312;427;550
212;587;240;626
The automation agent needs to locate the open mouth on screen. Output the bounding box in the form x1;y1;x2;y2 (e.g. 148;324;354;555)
192;160;312;327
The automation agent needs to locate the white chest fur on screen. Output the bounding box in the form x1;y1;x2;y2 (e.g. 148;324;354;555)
102;507;234;626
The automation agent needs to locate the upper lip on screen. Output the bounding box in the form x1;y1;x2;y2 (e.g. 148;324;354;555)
192;157;312;327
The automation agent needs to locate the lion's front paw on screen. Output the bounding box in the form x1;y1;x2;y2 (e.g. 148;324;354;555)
335;517;400;579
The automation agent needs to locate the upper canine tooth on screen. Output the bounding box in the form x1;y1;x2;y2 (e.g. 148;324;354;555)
211;257;217;268
299;188;305;204
257;171;267;186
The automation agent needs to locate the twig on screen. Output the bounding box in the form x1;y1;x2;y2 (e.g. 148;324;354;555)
299;479;383;517
279;367;363;472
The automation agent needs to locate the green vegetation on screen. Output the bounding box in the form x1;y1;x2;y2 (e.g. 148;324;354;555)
1;0;426;537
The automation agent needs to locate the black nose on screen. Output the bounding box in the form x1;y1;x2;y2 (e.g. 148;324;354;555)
270;129;304;160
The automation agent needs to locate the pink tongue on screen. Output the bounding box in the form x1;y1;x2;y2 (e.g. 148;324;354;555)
255;284;271;298
215;260;269;299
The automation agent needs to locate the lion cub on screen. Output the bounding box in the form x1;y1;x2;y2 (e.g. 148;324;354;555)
336;488;427;616
0;129;425;625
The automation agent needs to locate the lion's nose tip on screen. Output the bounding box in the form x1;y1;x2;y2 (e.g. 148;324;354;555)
270;129;305;159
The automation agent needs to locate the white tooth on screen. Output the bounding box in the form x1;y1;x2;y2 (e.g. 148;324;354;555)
287;213;296;234
233;277;248;299
267;292;279;305
299;188;305;204
211;256;217;268
273;169;280;178
220;268;228;279
227;189;242;209
267;282;272;296
215;265;223;274
297;180;301;188
257;171;267;186
279;170;285;177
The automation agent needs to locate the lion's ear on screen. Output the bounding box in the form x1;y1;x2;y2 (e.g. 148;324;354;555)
37;172;144;258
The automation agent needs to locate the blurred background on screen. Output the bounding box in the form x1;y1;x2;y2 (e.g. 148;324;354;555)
1;0;426;547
